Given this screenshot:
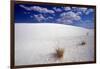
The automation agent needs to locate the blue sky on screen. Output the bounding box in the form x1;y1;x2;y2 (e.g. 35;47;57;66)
14;3;95;29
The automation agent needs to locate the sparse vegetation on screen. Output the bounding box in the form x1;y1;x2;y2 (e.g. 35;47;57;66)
56;48;64;59
79;41;86;46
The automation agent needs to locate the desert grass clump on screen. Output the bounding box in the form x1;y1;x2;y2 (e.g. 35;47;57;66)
79;41;86;46
56;48;64;60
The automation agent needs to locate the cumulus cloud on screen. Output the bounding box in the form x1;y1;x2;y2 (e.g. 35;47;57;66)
64;7;71;11
19;5;55;14
85;9;94;15
34;14;54;22
19;5;94;25
53;7;62;12
79;8;88;13
72;7;94;15
30;6;55;14
56;11;81;24
19;5;31;11
47;16;53;20
72;7;87;13
60;11;81;21
56;18;73;24
76;11;82;15
34;14;46;22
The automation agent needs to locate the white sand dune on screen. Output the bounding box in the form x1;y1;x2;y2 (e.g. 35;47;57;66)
15;23;94;65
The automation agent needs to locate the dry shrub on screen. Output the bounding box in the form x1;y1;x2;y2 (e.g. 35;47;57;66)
80;41;86;45
56;48;64;59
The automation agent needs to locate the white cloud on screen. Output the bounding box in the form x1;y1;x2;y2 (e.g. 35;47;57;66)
72;7;94;15
53;7;62;12
72;7;87;11
30;6;55;14
72;7;87;13
34;14;46;22
85;9;94;15
79;8;87;13
56;11;81;24
19;5;55;14
19;5;31;11
56;18;73;24
64;7;71;11
34;14;54;22
47;16;53;20
76;11;82;15
60;11;81;21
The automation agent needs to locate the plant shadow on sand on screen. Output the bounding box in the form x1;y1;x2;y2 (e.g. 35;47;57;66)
47;48;65;62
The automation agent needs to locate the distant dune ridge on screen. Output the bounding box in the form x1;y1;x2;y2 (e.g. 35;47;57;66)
15;23;94;65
